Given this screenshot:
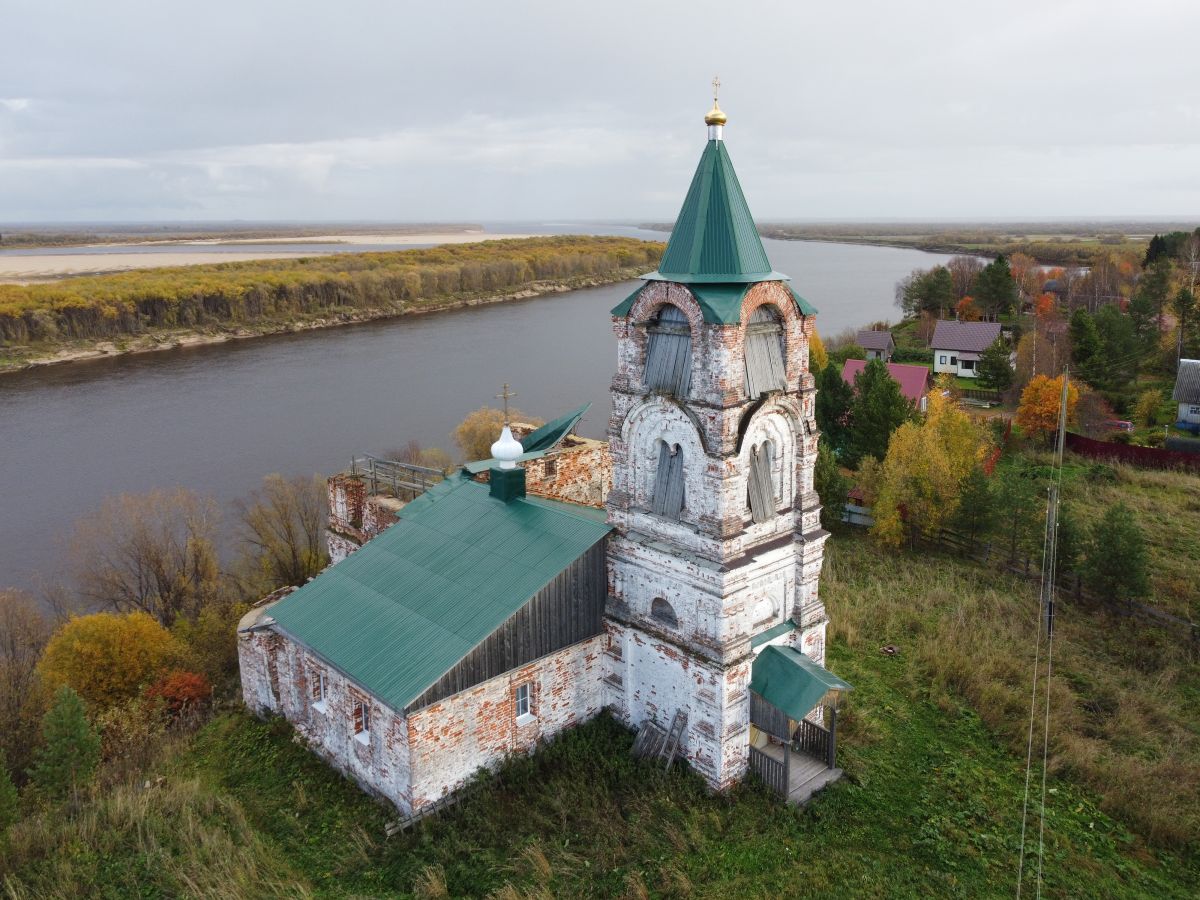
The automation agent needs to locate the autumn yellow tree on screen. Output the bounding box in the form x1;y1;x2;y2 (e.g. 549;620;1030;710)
809;328;828;373
453;406;543;462
37;612;179;709
871;380;989;546
1016;374;1078;441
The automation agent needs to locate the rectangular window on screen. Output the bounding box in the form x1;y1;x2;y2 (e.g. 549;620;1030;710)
543;458;557;478
1191;405;1200;416
353;699;371;743
950;355;958;366
515;683;534;724
939;355;947;365
311;670;328;712
961;359;975;370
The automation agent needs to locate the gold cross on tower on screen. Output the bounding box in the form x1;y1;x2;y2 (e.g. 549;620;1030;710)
495;383;518;424
712;75;721;103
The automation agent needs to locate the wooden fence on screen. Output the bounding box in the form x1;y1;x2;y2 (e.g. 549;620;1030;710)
1064;432;1200;473
794;717;834;768
748;746;788;796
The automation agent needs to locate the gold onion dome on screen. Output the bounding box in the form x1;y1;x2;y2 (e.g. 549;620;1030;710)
704;100;727;126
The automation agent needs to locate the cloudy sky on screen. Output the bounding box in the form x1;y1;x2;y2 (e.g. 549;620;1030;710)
3;0;1199;222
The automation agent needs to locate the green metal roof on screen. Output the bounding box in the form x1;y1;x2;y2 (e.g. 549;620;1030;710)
266;473;611;711
749;645;852;721
462;403;591;474
750;618;797;649
610;282;816;324
650;139;780;284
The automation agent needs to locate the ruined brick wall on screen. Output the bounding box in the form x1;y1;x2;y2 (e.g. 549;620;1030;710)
238;611;415;815
406;634;607;814
523;437;612;508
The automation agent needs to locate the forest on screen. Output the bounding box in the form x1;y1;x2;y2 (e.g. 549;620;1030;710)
0;236;663;347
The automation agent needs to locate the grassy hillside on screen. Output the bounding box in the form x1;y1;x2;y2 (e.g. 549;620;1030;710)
2;535;1195;898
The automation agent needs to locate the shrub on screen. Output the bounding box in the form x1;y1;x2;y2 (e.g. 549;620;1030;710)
0;749;18;833
146;671;212;718
95;696;168;781
37;612;179;709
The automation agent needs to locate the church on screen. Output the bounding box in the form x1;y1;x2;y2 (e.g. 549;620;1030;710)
238;90;851;818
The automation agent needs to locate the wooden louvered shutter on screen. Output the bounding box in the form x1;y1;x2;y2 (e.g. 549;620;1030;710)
353;700;364;734
745;306;787;397
645;305;692;397
310;670;322;701
747;443;776;523
652;443;686;521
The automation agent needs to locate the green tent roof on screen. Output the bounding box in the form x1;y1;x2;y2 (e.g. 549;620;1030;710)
266;473;611;711
610;282;817;324
749;645;852;722
462;403;591;474
651;139;779;283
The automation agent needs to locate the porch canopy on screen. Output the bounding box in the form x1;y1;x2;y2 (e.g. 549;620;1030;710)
750;645;852;722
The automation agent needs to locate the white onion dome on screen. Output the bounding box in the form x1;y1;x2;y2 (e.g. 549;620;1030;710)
490;425;524;469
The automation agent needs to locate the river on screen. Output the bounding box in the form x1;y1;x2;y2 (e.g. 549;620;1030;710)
0;234;960;595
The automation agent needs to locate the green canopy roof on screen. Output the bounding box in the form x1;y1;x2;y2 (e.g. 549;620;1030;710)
266;473;611;711
749;645;852;722
650;139;780;284
462;403;591;474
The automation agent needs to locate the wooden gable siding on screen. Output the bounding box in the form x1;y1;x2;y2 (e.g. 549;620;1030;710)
405;540;608;713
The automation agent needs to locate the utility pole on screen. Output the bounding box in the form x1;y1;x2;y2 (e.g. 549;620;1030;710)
1041;368;1069;638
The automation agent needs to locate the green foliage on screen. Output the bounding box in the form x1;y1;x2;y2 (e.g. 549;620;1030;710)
1092;303;1138;393
0;749;18;833
827;342;866;366
845;358;913;468
897;265;953;318
813;441;848;528
1069;307;1103;385
949;465;996;542
975;336;1013;392
992;463;1043;561
973;254;1018;317
0;236;663;347
29;687;100;800
1085;503;1149;603
814;361;854;457
1054;502;1084;575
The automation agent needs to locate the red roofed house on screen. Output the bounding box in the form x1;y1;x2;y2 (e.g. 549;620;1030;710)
842;359;932;413
931;321;1002;379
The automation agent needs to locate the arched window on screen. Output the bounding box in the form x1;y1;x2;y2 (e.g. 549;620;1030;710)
651;597;678;628
645;304;692;397
747;440;776;523
745;305;786;397
651;441;685;520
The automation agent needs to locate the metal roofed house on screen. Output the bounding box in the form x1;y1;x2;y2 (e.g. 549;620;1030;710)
1173;359;1200;432
841;359;931;412
930;320;1002;379
856;330;895;362
239;88;851;819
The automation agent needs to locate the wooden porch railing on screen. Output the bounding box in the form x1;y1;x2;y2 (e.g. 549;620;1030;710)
748;746;788;796
793;713;836;769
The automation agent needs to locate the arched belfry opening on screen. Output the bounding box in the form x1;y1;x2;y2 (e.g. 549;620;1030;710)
651;597;678;628
650;440;685;520
644;304;692;398
747;439;776;523
745;305;786;397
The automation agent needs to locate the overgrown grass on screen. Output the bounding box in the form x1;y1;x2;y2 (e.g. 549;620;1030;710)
3;534;1196;897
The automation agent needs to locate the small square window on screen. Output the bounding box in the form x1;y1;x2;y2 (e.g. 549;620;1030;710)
544;459;558;478
515;683;534;725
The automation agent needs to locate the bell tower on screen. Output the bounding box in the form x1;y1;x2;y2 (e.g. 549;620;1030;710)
603;88;829;789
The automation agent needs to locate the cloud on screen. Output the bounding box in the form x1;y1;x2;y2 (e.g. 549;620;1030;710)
0;98;32;112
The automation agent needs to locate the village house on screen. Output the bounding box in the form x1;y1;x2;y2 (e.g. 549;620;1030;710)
841;358;931;413
856;329;894;362
930;320;1002;379
238;92;851;820
1173;359;1200;433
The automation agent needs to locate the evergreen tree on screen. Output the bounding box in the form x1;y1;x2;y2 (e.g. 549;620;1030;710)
1135;255;1173;336
993;465;1042;561
1170;286;1198;365
1143;233;1167;267
949;464;996;543
1127;288;1158;355
1093;304;1138;392
813;441;848;529
974;255;1019;318
1068;308;1103;386
815;361;854;457
976;337;1014;392
1055;502;1083;576
845;359;913;467
1084;503;1148;604
0;749;18;833
29;686;100;801
899;266;954;318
